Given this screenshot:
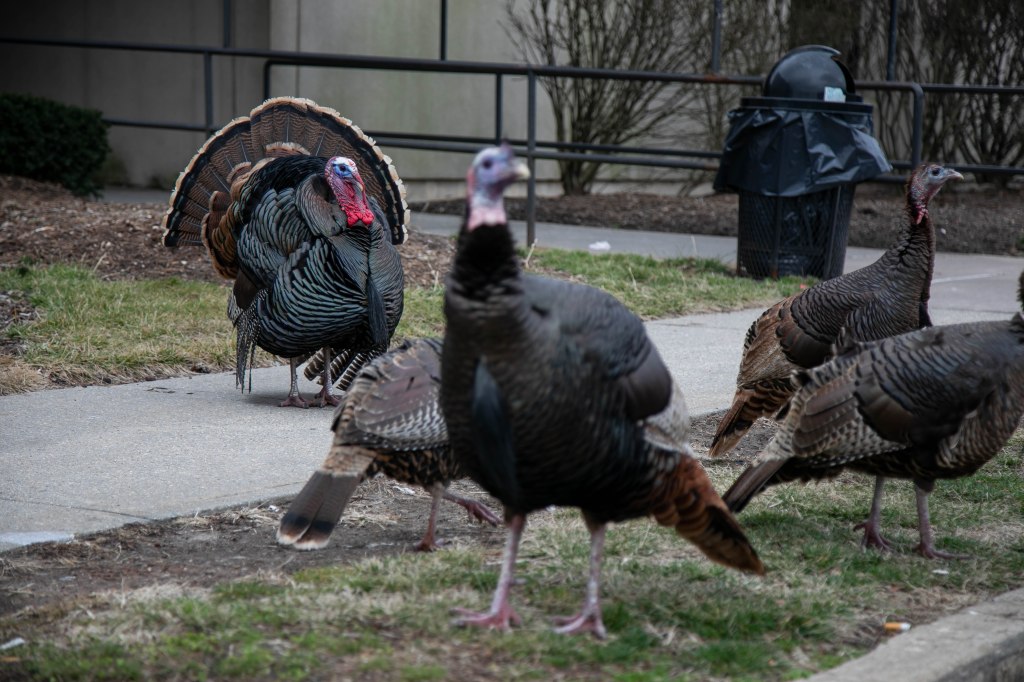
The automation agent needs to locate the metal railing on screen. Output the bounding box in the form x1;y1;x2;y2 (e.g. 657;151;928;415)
2;35;1023;244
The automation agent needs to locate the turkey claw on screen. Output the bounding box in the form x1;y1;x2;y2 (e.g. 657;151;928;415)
451;606;521;631
915;543;969;560
552;612;607;639
854;521;892;551
279;394;310;408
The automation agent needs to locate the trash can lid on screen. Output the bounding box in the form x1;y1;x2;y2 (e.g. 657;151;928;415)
763;45;856;101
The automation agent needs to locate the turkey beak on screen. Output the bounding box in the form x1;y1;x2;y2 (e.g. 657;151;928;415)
946;169;964;182
509;159;530;182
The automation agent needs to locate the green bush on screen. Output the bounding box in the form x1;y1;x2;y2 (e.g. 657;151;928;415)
0;92;110;196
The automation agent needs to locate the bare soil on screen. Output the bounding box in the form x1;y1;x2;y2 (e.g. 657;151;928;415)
0;173;1012;638
0;412;768;620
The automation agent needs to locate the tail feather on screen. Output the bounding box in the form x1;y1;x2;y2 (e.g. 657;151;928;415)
277;469;364;549
162;96;410;258
721;459;787;514
708;383;790;458
652;455;764;575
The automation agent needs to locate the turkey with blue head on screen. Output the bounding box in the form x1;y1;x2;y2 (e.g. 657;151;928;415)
162;97;407;407
440;144;764;638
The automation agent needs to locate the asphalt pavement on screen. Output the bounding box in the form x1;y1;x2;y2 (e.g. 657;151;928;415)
3;197;1024;680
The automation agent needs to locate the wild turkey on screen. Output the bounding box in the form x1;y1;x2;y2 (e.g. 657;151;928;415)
277;337;500;552
440;145;763;639
162;97;408;407
709;164;963;457
723;270;1024;558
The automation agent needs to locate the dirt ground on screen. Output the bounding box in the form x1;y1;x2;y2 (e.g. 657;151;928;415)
0;412;773;621
0;171;1010;624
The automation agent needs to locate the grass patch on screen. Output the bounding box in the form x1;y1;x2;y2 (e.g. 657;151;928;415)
524;249;809;318
0;252;808;393
9;437;1024;680
0;263;235;390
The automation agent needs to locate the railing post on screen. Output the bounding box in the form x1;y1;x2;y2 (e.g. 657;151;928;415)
526;70;537;247
886;0;899;80
203;51;215;136
711;0;722;73
439;0;448;60
910;82;923;169
495;74;503;143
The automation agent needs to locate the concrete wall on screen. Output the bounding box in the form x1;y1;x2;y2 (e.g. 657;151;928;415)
0;0;557;199
265;0;557;199
0;1;271;189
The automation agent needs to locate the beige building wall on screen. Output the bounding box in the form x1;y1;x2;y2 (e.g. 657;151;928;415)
0;0;556;199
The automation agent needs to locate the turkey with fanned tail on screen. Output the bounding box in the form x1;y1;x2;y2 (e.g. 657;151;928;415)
162;97;407;407
723;270;1024;558
440;144;763;639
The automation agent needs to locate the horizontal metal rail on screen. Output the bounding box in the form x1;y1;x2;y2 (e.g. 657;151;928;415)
3;35;1023;243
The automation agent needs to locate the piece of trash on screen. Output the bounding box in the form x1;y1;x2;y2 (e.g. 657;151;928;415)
395;485;416;496
588;240;611;253
0;637;25;651
883;622;911;633
932;568;950;575
267;504;280;513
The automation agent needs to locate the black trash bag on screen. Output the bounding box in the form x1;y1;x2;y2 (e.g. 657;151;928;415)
713;102;892;197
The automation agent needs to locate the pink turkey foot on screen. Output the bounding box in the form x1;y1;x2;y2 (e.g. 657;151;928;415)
413;527;443;552
314;386;340;408
452;513;526;633
552;610;607;639
444;491;501;526
914;486;969;559
279;394;309;408
854;520;892;551
451;604;521;632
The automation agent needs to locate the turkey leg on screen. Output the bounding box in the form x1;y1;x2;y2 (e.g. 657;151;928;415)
552;515;607;639
280;357;310;408
854;476;892;550
452;513;525;631
914;484;968;560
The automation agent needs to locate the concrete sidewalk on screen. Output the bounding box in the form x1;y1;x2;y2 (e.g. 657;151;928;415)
3;205;1024;680
3;211;1019;549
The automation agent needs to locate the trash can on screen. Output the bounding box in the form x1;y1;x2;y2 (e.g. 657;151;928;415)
713;45;891;280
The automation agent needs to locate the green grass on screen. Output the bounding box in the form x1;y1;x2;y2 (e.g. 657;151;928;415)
8;436;1024;680
524;249;809;319
0;251;810;393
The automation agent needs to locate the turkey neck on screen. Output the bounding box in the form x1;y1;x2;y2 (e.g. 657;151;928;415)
449;222;522;302
879;200;936;298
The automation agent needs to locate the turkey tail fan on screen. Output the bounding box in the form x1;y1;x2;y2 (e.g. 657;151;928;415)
162;96;410;258
651;453;764;574
276;469;363;549
304;348;381;392
304;347;355;384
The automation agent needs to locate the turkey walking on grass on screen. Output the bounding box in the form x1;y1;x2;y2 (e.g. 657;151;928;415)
439;144;763;639
277;337;500;552
162;97;407;407
710;164;962;458
723;271;1024;558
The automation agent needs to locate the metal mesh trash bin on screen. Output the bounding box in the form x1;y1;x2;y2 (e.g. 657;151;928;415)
737;184;853;279
713;45;891;280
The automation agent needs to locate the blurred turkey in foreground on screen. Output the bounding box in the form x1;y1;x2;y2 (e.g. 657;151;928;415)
724;271;1024;558
162;97;407;407
710;164;962;458
440;145;763;639
277;338;500;552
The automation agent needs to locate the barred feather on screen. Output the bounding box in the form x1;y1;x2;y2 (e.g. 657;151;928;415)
710;164;962;457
